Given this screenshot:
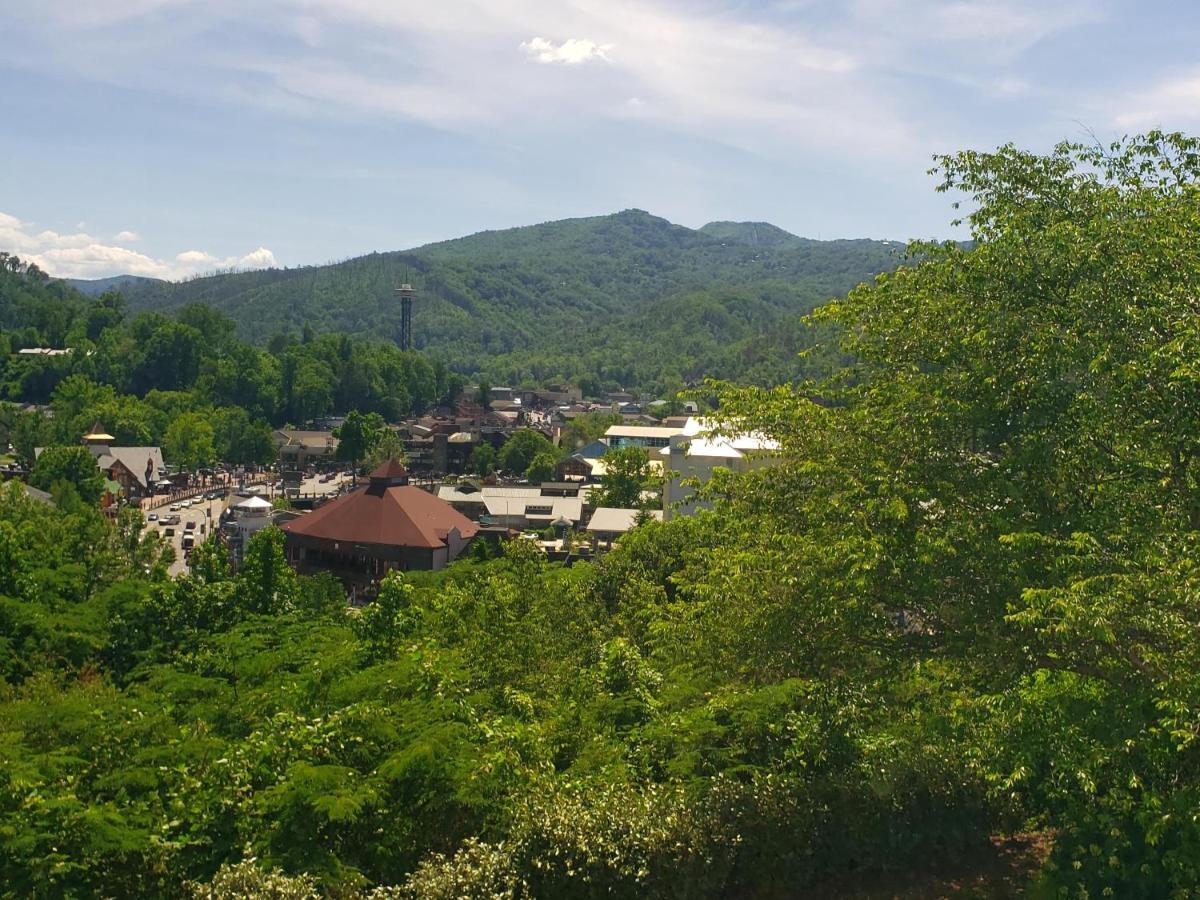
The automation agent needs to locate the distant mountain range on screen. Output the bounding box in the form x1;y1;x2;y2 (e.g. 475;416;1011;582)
89;210;912;387
65;274;166;296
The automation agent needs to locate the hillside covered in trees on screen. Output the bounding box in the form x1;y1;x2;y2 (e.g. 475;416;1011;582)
0;256;459;467
115;212;904;391
5;133;1200;898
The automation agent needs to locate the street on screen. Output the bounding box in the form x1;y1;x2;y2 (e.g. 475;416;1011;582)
145;471;355;577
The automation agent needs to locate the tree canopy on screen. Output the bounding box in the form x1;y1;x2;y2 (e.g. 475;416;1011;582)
5;133;1200;897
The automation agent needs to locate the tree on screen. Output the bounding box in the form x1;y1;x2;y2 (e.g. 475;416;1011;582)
707;131;1200;895
353;571;414;661
524;450;559;484
561;411;622;450
334;410;385;478
363;427;408;471
497;429;556;476
164;412;216;471
212;406;276;466
590;446;655;509
469;442;496;477
237;527;299;615
30;445;105;505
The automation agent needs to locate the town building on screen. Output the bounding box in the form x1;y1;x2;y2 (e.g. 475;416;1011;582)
603;424;686;451
219;494;276;565
36;422;165;503
661;417;780;519
273;430;340;467
586;506;663;548
437;482;589;531
281;460;478;594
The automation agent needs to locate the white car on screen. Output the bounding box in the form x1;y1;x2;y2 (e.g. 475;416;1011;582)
169;504;180;512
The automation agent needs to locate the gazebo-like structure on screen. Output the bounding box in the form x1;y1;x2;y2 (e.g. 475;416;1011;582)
280;460;478;593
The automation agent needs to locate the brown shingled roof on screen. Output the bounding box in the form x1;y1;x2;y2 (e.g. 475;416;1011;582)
280;483;478;549
369;459;409;481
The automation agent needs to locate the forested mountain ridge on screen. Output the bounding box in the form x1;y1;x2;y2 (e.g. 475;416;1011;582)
66;274;166;296
114;210;906;389
698;220;810;248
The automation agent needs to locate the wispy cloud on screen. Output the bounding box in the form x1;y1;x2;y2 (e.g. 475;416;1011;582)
1114;69;1200;130
0;211;276;280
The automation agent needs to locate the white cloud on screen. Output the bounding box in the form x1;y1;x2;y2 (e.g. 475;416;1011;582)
0;0;1107;170
1114;70;1200;129
114;230;139;242
0;211;277;280
520;36;611;65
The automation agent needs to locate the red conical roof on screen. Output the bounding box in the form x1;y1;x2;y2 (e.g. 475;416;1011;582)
281;484;476;549
369;459;409;481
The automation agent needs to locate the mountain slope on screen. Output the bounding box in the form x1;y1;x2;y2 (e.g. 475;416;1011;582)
65;274;166;296
699;220;808;248
119;210;907;387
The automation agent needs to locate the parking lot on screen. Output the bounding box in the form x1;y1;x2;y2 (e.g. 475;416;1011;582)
144;472;354;576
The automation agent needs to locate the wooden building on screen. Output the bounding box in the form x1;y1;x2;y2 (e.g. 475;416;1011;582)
281;460;478;595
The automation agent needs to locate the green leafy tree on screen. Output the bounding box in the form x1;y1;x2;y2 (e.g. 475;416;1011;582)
164;411;216;471
469;442;495;477
353;572;414;661
524;450;559;484
591;445;656;509
30;445;104;505
237;526;299;615
334;410;385;478
213;406;276;466
561;411;622;449
497;429;556;475
363;427;408;472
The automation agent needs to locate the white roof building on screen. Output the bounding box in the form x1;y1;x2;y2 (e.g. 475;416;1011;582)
587;506;663;537
661;417;780;519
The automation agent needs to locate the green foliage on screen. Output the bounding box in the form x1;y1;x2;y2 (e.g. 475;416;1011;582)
188;859;320;899
560;411;622;450
590;446;657;510
31;444;105;504
352;573;414;662
335;410;385;468
523;450;559;484
467;442;495;477
13;135;1200;898
164;411;216;471
237;527;300;616
497;429;556;476
109;211;902;391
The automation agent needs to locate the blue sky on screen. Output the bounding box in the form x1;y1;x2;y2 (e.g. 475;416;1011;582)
1;0;1196;280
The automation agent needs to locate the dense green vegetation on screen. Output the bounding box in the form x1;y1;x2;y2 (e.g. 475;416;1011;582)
5;132;1200;898
0;265;460;468
114;211;901;392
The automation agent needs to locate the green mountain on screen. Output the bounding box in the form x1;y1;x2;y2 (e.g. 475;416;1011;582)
698;220;808;248
119;210;908;388
66;274;166;296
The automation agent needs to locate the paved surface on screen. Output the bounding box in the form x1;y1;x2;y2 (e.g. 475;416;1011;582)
144;472;354;577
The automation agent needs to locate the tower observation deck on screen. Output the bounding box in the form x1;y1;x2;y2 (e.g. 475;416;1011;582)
395;283;416;351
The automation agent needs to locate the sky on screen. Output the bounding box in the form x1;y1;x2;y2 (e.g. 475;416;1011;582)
1;0;1197;280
